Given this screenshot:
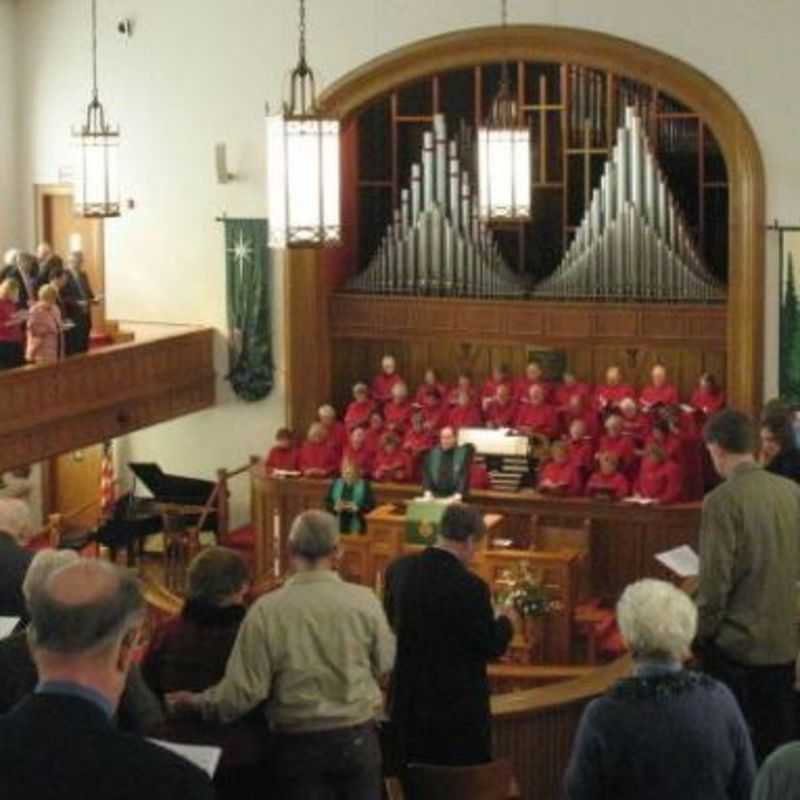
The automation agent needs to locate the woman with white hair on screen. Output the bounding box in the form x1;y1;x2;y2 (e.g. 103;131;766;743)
0;498;35;620
565;579;755;800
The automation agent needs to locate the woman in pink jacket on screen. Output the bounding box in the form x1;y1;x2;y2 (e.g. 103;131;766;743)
26;283;63;364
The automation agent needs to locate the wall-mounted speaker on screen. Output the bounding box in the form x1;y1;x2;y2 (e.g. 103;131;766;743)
215;143;235;184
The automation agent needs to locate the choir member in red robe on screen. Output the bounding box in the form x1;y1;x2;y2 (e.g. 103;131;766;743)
633;444;683;504
373;433;413;483
403;410;436;480
593;365;635;414
415;367;449;405
265;427;299;473
447;371;477;407
554;371;593;411
480;363;513;411
538;440;584;496
419;388;449;433
469;460;492;491
364;411;385;453
484;383;517;429
447;389;483;431
318;404;347;460
644;418;683;463
371;354;403;405
298;422;339;478
384;381;413;435
566;419;596;479
585;451;630;500
514;360;552;403
597;414;637;474
639;364;679;414
689;372;726;418
343;426;375;479
344;382;376;431
563;394;600;439
619;397;650;448
514;384;561;439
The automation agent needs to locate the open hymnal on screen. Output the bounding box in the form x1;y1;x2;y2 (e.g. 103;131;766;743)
148;739;222;778
655;545;699;578
0;617;20;639
623;496;657;506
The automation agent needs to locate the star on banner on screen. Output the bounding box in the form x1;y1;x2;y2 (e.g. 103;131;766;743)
228;230;253;270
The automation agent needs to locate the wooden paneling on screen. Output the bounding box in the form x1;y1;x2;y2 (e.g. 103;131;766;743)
0;329;215;472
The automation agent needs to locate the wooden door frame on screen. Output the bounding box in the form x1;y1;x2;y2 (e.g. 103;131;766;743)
284;25;765;423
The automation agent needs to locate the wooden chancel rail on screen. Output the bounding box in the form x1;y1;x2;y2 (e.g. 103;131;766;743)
0;328;215;472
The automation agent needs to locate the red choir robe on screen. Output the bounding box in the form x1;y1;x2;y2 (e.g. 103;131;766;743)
448;403;483;431
597;434;637;472
620;413;650;447
415;381;449;405
514;402;561;439
593;383;636;413
485;398;518;428
643;432;682;463
371;372;403;404
365;425;385;453
343;443;375;478
384;400;413;434
567;436;596;477
344;399;376;431
265;445;299;472
373;448;413;483
402;428;436;481
554;381;593;410
298;440;339;477
480;378;514;403
634;457;683;504
469;463;492;490
639;383;680;412
690;388;726;417
322;421;348;458
563;409;601;440
421;402;449;433
585;470;630;499
514;378;553;403
538;460;583;495
447;385;478;406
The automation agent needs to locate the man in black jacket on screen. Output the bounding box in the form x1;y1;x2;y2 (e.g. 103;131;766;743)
383;503;516;768
0;498;34;622
0;559;213;800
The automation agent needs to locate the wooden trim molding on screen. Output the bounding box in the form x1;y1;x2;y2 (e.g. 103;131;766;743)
285;25;764;423
0;329;216;472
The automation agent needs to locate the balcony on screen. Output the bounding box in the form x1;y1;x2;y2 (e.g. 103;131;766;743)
0;327;215;471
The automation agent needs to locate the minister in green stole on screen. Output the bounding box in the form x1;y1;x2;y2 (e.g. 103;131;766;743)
422;426;475;498
325;460;376;534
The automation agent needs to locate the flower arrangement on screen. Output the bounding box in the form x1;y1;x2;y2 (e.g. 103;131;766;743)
495;563;563;619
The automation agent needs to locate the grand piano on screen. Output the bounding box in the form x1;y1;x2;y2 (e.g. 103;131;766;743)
94;462;219;562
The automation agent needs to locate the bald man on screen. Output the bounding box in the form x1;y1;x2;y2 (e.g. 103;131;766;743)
0;560;213;800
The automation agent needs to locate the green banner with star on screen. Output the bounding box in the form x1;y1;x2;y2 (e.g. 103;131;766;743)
224;218;274;401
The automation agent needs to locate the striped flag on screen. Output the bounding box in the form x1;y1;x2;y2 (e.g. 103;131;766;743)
100;440;116;517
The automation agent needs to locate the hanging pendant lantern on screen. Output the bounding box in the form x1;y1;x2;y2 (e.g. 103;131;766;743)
477;0;531;222
267;0;341;249
72;0;120;218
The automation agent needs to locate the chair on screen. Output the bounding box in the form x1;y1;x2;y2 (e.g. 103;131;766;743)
386;759;520;800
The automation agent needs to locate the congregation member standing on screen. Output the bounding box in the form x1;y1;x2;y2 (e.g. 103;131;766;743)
565;579;755;800
383;504;515;769
168;510;395;800
63;250;96;355
759;413;800;483
0;559;214;800
697;409;800;761
0;279;25;369
26;284;63;364
0;498;34;621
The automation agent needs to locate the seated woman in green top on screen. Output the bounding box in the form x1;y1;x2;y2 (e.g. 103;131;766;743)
325;459;376;535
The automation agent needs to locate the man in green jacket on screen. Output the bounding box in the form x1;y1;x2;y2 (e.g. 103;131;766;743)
697;409;800;762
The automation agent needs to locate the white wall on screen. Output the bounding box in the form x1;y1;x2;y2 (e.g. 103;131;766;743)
0;0;18;254
12;0;798;519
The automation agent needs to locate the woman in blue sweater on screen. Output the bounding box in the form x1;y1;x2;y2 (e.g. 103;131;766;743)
565;578;755;800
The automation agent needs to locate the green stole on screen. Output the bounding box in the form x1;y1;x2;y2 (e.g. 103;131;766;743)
331;478;368;534
427;445;468;495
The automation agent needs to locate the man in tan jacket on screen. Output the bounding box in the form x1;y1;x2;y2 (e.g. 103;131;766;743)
697;409;800;762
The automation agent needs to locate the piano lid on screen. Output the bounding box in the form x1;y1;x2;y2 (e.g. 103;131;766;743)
128;462;215;506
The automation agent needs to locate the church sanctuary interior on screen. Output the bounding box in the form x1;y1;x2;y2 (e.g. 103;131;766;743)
2;0;800;798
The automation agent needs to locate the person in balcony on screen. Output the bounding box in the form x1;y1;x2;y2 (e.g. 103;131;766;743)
0;279;25;369
25;283;63;364
565;579;755;800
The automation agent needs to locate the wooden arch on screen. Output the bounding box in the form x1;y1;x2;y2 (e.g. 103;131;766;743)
285;26;764;427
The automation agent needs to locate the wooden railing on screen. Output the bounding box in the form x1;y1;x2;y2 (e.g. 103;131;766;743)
0;327;215;473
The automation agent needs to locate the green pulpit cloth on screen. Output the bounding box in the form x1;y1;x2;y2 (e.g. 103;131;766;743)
405;500;449;545
224;218;274;401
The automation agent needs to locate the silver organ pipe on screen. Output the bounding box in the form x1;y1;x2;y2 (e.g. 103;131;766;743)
350;116;523;298
535;106;724;303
